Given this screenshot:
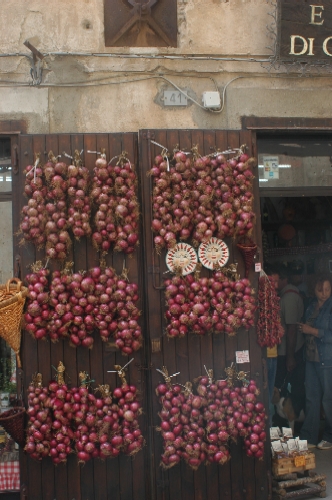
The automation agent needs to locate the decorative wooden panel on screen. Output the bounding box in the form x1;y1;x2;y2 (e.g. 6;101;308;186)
104;0;177;47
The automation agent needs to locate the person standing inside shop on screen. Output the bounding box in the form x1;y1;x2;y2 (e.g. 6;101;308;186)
275;264;305;420
299;275;332;449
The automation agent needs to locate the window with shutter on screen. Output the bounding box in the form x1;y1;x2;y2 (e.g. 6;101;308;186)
104;0;177;47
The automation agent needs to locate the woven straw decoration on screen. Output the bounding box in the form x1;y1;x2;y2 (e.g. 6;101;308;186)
236;238;258;278
0;278;28;368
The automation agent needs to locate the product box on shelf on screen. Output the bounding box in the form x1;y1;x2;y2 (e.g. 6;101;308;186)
272;452;316;477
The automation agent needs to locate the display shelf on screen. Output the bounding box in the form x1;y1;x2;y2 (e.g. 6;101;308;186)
265;242;332;257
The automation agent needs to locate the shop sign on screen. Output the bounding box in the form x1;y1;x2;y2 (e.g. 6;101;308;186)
279;0;332;61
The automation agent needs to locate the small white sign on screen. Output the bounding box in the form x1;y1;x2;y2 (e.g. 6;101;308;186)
163;91;188;106
255;262;262;272
236;350;250;364
263;155;279;179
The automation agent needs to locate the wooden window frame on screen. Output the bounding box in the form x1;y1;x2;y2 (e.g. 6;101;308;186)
242;116;332;197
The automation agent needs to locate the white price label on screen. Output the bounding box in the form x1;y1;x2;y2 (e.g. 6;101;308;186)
235;350;250;364
255;263;262;272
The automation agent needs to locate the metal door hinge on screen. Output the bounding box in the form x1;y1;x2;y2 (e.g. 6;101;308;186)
151;338;161;353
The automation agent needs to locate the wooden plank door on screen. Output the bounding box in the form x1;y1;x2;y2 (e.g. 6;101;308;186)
138;129;271;500
13;133;149;500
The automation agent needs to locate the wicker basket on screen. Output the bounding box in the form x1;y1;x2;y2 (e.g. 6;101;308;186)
236;238;258;278
0;278;28;369
0;407;26;448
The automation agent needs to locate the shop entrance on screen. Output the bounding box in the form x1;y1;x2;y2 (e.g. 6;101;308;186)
258;132;332;435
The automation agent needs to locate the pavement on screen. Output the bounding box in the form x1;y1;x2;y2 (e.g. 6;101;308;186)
312;447;332;498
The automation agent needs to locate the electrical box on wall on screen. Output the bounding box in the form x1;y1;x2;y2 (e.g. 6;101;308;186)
202;91;221;110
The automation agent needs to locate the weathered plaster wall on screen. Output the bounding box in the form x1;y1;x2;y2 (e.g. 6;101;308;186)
0;0;331;134
0;0;270;55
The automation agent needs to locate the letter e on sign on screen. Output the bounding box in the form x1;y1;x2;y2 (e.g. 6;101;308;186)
310;5;324;25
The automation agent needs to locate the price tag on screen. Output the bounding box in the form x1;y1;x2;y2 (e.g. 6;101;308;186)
235;350;250;364
294;456;306;467
255;263;262;272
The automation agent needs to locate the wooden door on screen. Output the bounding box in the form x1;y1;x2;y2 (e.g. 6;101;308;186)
13;130;271;500
139;129;271;500
13;133;149;500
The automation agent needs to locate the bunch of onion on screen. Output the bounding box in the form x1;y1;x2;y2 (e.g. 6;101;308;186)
48;379;74;464
90;265;117;343
149;153;176;253
70;384;100;463
210;152;255;239
186;274;214;335
215;376;266;460
108;155;140;254
24;160;47;199
24;263;50;340
25;375;53;461
209;271;256;336
42;154;71;259
180;384;208;470
195;375;231;466
65;271;95;349
47;269;73;342
113;270;142;355
209;271;242;336
67;156;92;240
91;154;115;254
20;158;48;248
164;273;215;337
20;198;47;249
155;380;184;469
232;154;256;237
113;380;144;456
211;153;237;239
164;274;191;338
168;151;194;243
240;380;266;460
232;277;256;330
191;153;217;246
94;385;123;459
44;199;71;260
44;155;68;201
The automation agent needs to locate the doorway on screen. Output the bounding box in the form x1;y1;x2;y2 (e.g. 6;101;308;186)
258;132;332;438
